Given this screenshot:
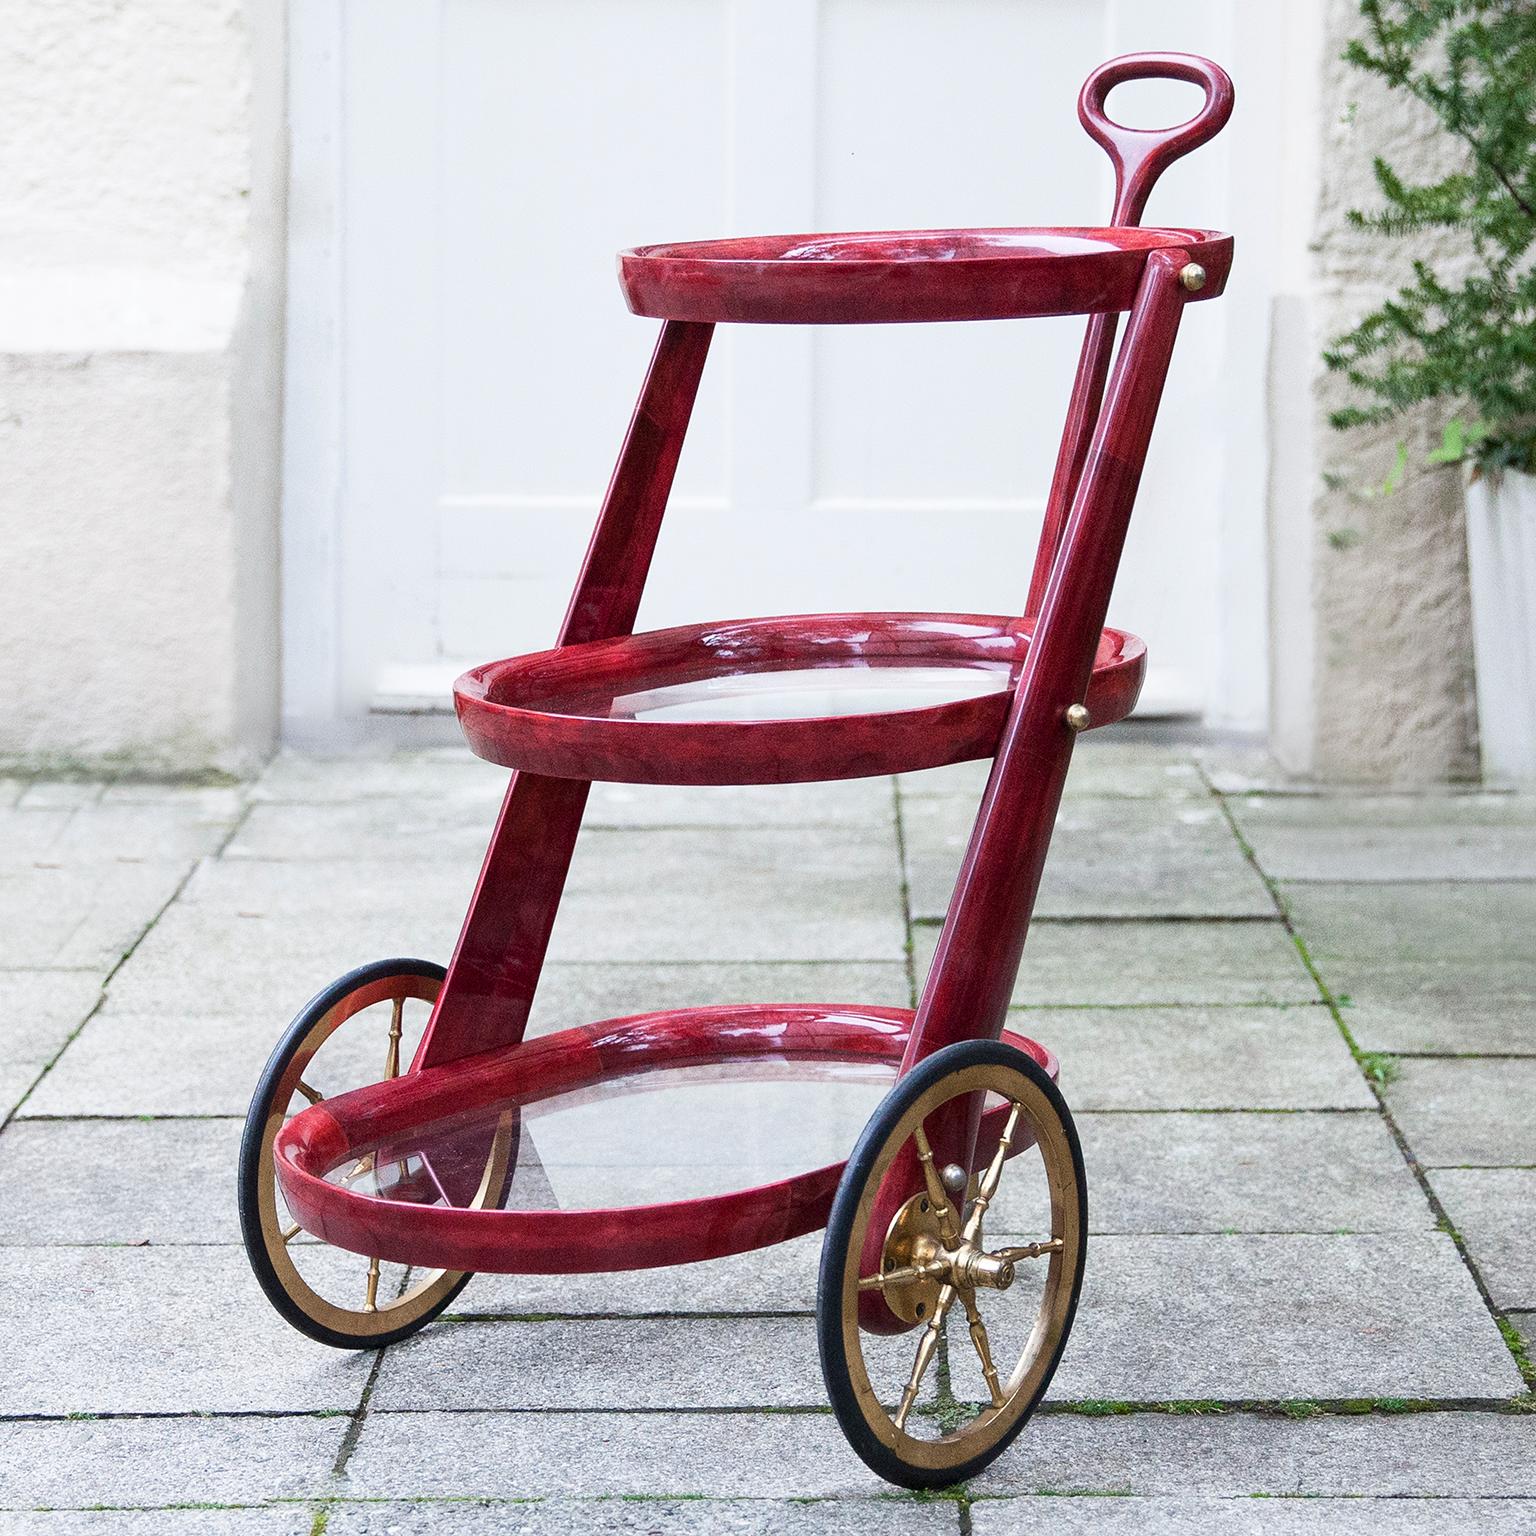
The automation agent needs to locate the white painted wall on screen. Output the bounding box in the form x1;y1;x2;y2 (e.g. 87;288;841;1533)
0;0;286;776
284;0;1296;743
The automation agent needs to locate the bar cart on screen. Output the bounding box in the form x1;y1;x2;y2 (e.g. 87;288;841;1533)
239;52;1234;1488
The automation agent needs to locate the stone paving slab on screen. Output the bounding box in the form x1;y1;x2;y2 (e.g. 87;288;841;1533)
179;856;477;925
1049;1233;1521;1402
229;782;897;864
0;1415;345;1511
26;971;903;1121
344;1410;888;1500
369;1315;823;1411
23;1011;339;1118
1229;793;1536;882
1281;883;1536;1054
902;797;1273;922
0;1515;312;1536
252;748;505;804
13;782;108;810
0;1118;243;1245
899;740;1208;802
87;902;465;1026
0;1247;369;1415
0;798;239;866
0;969;105;1119
978;1407;1536;1496
325;1498;957;1535
166;837;893;970
343;1407;1536;1502
525;961;911;1034
971;1496;1536;1534
1383;1058;1536;1167
225;800;495;866
1049;1110;1431;1236
1024;1007;1376;1110
546;827;906;963
0;862;191;970
378;1233;1516;1410
95;885;905;1030
1427;1168;1536;1310
913;920;1316;1007
1511;1312;1535;1353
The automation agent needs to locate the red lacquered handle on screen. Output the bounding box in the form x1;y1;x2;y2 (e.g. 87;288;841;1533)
1079;52;1234;226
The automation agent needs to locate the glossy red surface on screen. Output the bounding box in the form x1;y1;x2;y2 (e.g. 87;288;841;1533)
455;613;1145;785
277;52;1235;1289
277;1006;1055;1274
620;224;1230;326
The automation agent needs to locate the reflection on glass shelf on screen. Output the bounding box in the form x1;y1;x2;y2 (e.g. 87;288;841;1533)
324;1059;897;1213
590;663;1013;724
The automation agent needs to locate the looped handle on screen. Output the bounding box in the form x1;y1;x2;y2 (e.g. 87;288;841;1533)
1078;52;1234;226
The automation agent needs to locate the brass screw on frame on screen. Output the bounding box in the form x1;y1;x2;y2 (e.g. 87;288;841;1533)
1179;262;1207;292
1065;703;1091;733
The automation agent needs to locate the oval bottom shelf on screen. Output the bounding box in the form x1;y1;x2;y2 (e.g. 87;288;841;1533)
274;1004;1056;1275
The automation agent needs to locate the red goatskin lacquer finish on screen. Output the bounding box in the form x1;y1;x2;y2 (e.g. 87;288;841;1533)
275;52;1234;1297
275;1008;1054;1274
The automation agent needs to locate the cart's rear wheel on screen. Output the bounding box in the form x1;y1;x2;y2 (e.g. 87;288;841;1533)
237;958;514;1349
817;1038;1086;1489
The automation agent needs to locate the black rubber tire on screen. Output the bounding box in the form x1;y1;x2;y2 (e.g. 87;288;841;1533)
237;957;473;1350
816;1038;1088;1489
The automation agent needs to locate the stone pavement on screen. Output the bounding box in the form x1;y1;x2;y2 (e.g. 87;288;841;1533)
1;736;1532;1534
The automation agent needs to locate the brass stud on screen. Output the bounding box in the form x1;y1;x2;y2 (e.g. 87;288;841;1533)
1179;262;1207;293
1064;703;1091;733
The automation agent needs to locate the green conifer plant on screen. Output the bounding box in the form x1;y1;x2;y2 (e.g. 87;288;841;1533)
1324;1;1536;479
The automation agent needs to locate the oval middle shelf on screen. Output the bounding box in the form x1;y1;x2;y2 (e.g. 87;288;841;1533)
454;611;1146;785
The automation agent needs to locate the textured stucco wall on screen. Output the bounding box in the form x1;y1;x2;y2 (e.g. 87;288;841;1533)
0;0;285;776
1270;0;1479;783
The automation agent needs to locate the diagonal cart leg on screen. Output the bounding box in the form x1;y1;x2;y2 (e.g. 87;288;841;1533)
415;321;714;1072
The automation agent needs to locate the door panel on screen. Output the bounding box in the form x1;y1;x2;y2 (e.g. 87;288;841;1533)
288;0;1275;725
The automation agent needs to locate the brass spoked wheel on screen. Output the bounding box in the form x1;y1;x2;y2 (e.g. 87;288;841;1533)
817;1038;1087;1488
237;958;515;1350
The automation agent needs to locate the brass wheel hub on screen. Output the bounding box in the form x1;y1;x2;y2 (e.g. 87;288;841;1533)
877;1193;1020;1324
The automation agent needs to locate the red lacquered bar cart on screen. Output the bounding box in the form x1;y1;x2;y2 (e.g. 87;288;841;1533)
240;53;1233;1488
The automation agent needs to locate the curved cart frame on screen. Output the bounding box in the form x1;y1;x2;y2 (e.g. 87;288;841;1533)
246;50;1235;1488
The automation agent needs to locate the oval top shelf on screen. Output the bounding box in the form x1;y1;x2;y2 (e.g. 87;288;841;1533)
619;224;1232;325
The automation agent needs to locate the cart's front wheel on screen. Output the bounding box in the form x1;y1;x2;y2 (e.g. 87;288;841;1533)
238;958;513;1349
817;1038;1087;1489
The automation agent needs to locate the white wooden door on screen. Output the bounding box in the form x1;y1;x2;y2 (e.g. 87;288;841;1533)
283;0;1302;739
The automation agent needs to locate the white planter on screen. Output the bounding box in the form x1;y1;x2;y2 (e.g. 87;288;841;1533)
1465;467;1536;784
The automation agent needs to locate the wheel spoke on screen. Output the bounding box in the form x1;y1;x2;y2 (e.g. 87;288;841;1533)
857;1258;945;1293
962;1099;1022;1244
363;1255;381;1312
279;1221;302;1244
384;996;405;1080
892;1281;956;1431
294;1079;324;1106
993;1238;1064;1264
911;1123;961;1244
958;1286;1006;1408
